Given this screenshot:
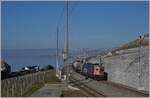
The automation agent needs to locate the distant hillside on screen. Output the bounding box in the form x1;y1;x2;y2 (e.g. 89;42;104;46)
113;33;149;52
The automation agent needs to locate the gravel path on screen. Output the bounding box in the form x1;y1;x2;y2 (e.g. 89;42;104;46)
30;84;62;97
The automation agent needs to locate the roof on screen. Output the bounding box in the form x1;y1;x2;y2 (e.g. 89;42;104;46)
23;66;39;70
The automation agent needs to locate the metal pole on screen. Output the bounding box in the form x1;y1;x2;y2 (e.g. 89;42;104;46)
139;35;141;90
99;56;101;65
67;1;69;86
64;1;69;86
56;26;59;77
138;34;144;90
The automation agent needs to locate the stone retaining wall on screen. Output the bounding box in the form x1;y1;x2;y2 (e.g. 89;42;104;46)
103;46;149;91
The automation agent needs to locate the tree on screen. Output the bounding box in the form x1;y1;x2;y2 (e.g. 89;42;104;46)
45;65;54;70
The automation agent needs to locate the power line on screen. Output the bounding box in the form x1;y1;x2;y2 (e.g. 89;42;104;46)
57;2;77;37
55;1;77;82
69;2;78;17
56;5;65;28
55;4;65;78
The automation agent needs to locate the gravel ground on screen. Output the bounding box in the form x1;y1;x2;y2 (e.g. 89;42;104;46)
87;46;149;91
71;71;148;97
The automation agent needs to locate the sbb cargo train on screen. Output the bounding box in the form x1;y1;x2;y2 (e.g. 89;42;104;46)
72;60;107;81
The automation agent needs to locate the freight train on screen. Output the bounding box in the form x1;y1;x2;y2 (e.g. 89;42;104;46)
72;59;84;73
72;61;107;81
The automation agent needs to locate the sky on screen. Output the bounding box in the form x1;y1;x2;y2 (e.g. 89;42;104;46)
1;1;149;50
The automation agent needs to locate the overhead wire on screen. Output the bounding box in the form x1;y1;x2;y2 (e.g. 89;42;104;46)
55;2;78;70
55;4;65;71
68;2;78;63
56;5;65;28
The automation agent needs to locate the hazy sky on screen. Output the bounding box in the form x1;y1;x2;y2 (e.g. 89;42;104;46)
1;1;149;49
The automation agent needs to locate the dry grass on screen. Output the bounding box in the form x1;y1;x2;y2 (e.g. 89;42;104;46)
22;83;44;97
22;70;61;97
44;71;61;84
113;36;149;52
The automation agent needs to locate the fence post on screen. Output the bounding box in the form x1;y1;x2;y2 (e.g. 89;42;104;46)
11;78;14;97
1;80;6;97
12;83;14;97
14;77;17;96
7;79;9;97
21;78;23;96
1;71;52;97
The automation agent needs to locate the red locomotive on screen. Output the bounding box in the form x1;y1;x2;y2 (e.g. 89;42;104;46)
72;58;108;81
82;63;107;81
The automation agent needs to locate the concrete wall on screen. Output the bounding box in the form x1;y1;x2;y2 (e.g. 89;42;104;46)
103;46;149;91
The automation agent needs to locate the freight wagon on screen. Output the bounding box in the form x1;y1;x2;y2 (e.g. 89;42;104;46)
73;60;108;81
72;60;84;73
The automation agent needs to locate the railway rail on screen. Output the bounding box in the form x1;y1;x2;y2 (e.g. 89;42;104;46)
70;70;149;97
69;76;107;97
101;80;149;97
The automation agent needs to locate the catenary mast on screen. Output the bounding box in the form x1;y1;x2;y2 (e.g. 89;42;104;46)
63;1;69;86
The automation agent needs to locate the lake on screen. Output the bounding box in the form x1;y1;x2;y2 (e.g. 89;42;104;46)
1;49;64;72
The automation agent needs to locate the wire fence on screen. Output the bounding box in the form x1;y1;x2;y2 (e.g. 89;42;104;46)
1;70;53;97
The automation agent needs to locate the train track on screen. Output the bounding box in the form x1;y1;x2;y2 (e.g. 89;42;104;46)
70;66;149;97
69;76;107;97
100;80;149;97
70;71;149;97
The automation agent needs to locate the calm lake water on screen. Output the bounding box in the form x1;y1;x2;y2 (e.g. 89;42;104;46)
1;49;64;72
